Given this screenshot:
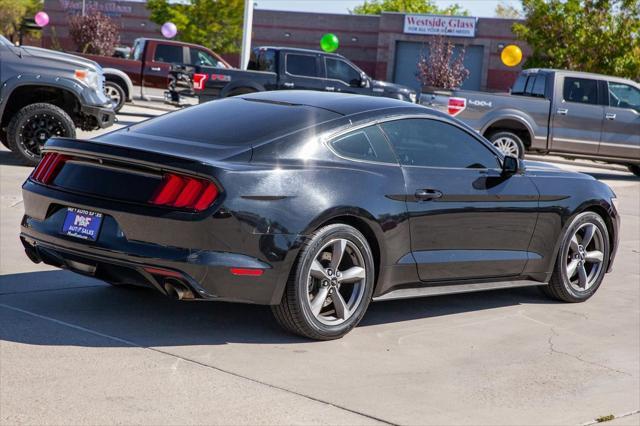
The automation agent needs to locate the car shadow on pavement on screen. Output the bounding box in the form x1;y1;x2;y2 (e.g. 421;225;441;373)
0;270;555;347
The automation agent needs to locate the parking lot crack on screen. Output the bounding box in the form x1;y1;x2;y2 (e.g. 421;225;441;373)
547;327;631;377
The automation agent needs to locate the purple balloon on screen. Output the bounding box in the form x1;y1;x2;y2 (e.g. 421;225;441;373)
34;11;49;27
161;22;177;39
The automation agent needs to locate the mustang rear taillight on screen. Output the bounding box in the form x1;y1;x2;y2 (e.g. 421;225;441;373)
150;172;219;212
31;153;69;185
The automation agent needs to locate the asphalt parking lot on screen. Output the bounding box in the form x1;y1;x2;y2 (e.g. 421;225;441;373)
1;102;638;425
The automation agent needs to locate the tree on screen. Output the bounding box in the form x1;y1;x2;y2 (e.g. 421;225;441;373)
416;36;469;89
0;0;42;41
351;0;468;15
146;0;244;54
494;2;523;18
513;0;640;79
69;13;119;55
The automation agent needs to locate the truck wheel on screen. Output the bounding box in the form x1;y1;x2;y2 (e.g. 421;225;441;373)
488;131;525;159
628;164;640;177
7;103;76;166
104;81;126;112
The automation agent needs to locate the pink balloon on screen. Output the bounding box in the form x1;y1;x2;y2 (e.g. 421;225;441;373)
34;11;49;27
161;22;177;39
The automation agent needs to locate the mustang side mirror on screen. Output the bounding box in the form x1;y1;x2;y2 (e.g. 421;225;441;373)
502;155;524;176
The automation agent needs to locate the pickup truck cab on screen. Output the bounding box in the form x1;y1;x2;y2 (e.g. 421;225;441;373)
424;69;640;175
184;46;418;104
78;38;230;110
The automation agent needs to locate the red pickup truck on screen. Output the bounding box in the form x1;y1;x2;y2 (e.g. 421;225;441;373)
77;38;230;111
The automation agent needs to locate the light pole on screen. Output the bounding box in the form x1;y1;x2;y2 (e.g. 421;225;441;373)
82;0;85;16
240;0;254;70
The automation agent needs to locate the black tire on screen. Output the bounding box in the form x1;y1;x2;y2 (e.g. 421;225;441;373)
104;80;126;112
628;164;640;177
540;211;610;303
272;224;375;340
488;131;526;159
7;103;76;166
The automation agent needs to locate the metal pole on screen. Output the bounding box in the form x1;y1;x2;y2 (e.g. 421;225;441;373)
82;0;86;16
240;0;254;70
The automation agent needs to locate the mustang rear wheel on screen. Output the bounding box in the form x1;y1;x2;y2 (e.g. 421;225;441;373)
272;224;375;340
541;212;610;302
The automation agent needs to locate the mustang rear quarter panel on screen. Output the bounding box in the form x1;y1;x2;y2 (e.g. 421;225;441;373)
524;165;618;275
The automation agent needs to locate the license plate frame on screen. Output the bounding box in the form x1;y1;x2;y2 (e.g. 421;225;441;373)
61;207;104;241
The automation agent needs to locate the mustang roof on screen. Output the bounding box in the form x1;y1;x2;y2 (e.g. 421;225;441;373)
239;90;434;117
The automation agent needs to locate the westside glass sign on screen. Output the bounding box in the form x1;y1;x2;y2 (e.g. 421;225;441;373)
404;14;477;38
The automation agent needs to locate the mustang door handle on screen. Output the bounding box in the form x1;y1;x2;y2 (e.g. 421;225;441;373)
283;82;295;88
150;67;161;71
557;108;568;115
325;86;335;91
415;189;443;201
605;113;617;120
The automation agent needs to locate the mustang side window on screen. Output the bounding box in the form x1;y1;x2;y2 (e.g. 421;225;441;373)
380;118;500;169
331;126;397;163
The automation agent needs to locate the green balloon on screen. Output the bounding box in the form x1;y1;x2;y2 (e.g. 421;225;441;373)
320;33;339;53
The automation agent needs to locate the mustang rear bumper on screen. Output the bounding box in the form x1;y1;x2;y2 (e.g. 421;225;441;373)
20;180;302;305
20;229;281;304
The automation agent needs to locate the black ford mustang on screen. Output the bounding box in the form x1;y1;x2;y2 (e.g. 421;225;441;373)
20;91;619;340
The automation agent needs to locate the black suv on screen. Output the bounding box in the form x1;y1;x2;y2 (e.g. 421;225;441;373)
0;35;115;165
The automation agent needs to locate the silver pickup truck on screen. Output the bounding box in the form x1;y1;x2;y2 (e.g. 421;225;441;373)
423;68;640;176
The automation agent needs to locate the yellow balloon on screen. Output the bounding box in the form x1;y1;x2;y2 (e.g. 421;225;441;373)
501;45;523;67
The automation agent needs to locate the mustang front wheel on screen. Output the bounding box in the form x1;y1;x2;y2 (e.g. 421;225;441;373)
272;224;375;340
542;211;610;302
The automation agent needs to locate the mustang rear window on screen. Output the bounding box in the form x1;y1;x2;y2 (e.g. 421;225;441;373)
129;98;340;146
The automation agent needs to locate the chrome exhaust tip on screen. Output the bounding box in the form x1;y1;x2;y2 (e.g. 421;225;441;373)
163;279;194;300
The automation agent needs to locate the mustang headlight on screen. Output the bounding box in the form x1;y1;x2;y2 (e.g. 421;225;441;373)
74;69;101;91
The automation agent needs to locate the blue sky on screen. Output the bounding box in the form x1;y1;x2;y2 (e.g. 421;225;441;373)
254;0;523;17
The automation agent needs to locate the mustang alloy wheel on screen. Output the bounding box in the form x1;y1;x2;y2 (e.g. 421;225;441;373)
306;238;367;326
541;211;610;302
272;224;375;340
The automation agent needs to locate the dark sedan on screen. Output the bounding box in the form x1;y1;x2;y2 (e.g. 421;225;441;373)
20;91;619;340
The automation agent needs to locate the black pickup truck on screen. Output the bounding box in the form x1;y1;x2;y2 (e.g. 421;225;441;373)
167;46;419;104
